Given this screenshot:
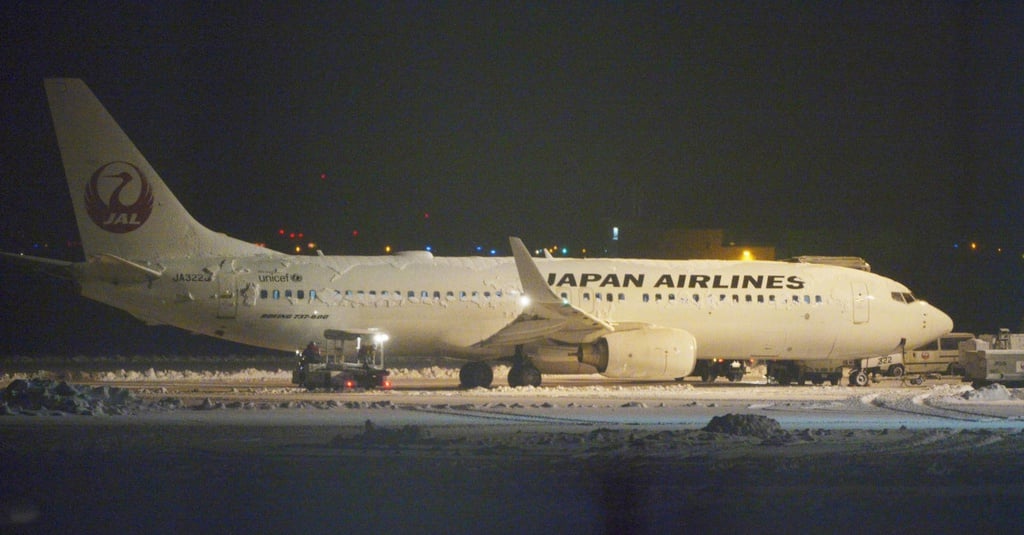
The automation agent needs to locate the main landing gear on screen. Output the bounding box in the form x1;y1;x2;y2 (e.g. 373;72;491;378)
458;346;543;389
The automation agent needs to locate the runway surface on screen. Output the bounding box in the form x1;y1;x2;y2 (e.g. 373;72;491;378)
2;370;1023;533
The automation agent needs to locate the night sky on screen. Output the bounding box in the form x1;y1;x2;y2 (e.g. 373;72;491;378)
1;2;1021;353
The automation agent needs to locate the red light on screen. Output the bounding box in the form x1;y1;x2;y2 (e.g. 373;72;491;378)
298;233;304;239
423;212;430;219
320;173;326;180
352;230;359;237
289;233;296;239
344;380;355;389
278;229;285;235
382;380;393;389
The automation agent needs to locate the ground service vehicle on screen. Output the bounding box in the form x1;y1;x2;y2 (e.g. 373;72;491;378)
693;359;752;383
847;333;975;386
292;330;392;390
960;329;1024;387
901;332;974;376
766;360;845;386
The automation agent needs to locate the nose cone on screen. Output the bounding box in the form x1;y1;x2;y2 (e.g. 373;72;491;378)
929;303;954;338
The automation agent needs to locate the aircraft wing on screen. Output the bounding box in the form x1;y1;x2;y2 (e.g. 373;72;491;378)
476;238;614;347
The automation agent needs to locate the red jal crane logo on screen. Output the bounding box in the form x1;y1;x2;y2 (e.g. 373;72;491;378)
84;162;154;233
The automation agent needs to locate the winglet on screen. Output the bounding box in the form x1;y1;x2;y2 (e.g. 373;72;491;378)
509;237;561;304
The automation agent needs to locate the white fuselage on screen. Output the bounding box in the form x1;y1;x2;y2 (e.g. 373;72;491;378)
77;252;953;366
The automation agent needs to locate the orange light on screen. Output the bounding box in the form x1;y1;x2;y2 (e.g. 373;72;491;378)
294;246;301;253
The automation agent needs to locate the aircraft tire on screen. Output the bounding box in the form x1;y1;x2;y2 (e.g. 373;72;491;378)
850;369;869;387
890;364;905;378
521;365;542;387
508;364;542;388
459;362;493;389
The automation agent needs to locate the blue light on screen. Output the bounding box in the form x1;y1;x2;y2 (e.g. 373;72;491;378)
489;249;497;256
425;245;433;252
561;247;568;255
475;246;483;252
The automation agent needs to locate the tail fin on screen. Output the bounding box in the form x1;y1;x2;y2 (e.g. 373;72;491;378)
44;79;273;261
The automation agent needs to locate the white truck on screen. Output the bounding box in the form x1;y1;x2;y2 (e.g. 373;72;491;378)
959;329;1024;388
847;333;975;386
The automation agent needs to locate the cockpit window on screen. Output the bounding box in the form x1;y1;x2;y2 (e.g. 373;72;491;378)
891;291;917;304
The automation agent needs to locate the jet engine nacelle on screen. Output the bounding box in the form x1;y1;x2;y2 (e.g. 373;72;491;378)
579;327;698;379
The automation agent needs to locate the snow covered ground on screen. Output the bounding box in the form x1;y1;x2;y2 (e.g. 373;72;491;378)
1;359;1023;533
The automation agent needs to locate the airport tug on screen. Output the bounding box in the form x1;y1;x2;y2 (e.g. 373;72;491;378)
292;330;392;391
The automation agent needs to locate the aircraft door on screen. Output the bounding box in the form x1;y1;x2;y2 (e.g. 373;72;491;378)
217;273;238;318
852;282;869;324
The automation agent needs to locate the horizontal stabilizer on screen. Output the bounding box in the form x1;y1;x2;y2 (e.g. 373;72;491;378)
0;252;75;280
79;254;164;284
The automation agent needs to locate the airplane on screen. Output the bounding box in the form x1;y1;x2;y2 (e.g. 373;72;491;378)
3;79;954;388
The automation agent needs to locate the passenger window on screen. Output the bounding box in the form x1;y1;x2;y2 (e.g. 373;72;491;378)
408;291;416;298
285;290;293;298
583;293;591;301
757;295;764;303
272;289;280;299
421;291;429;299
745;295;752;303
309;290;316;300
607;293;613;302
618;293;626;301
668;294;675;302
655;294;663;302
260;289;268;299
815;295;822;304
693;294;700;303
595;293;602;301
297;290;304;299
643;294;650;303
792;295;800;303
803;295;811;304
733;295;740;303
433;291;441;299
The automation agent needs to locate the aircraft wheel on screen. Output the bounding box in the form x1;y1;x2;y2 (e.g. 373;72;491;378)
521;365;542;387
508;364;542;387
850;369;869;387
508;365;523;387
459;361;493;389
889;364;905;378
